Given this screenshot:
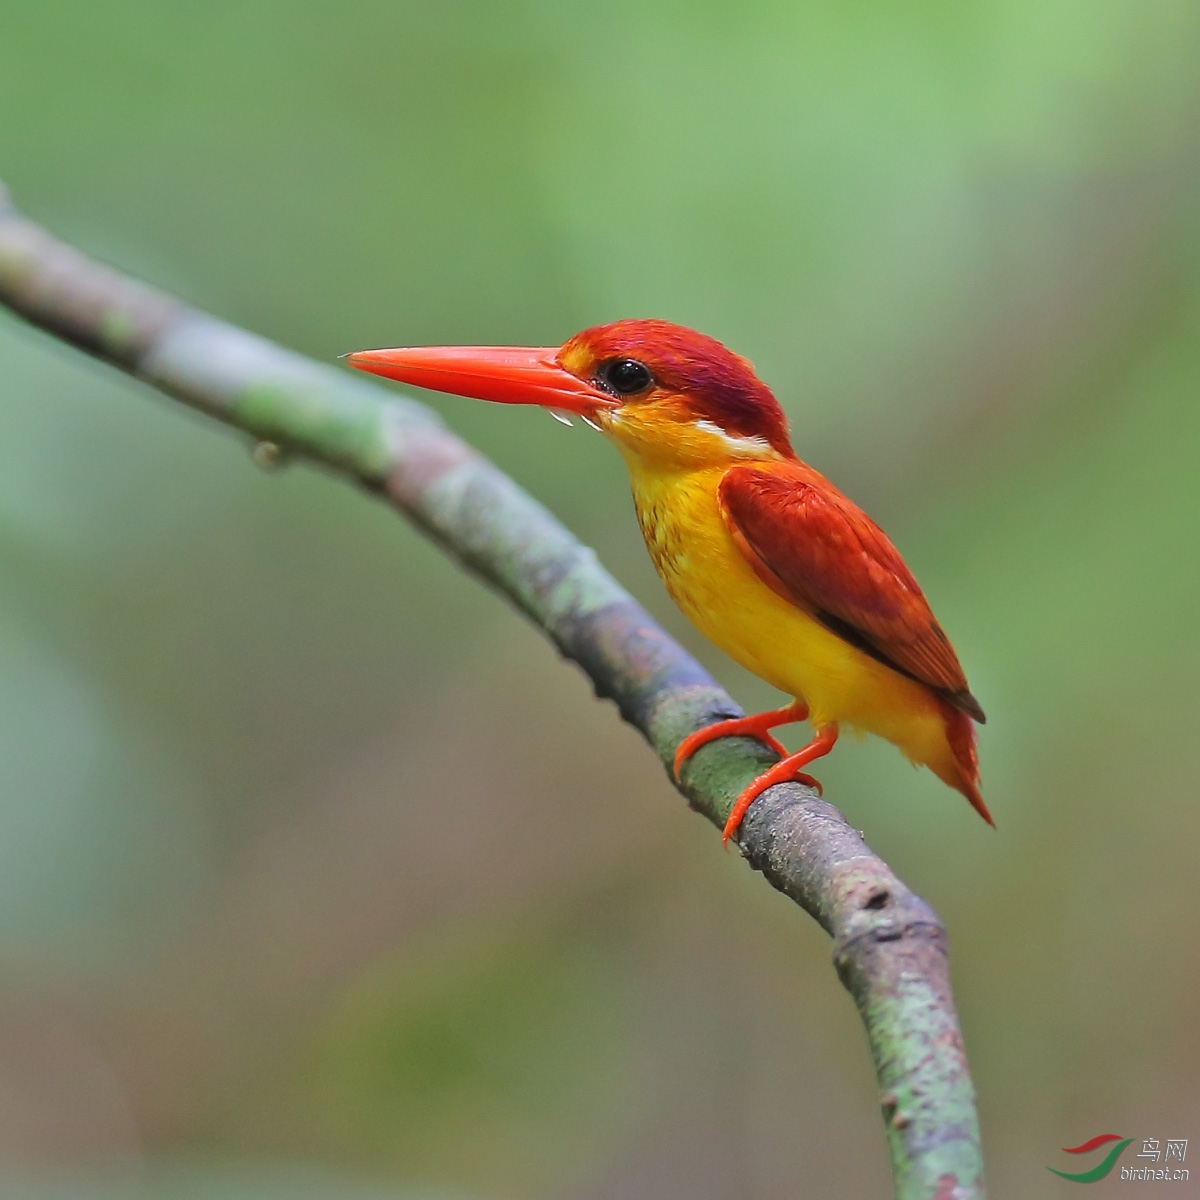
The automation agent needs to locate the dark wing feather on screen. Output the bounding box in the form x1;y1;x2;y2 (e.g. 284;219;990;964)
719;463;984;722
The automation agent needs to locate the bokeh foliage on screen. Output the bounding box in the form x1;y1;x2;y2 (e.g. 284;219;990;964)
1;1;1199;1196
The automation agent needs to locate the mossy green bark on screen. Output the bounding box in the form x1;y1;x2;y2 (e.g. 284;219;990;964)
0;188;985;1199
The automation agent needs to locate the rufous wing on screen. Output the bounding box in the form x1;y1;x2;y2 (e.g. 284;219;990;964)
718;462;985;723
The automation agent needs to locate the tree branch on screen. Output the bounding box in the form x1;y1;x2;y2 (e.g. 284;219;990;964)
0;183;984;1199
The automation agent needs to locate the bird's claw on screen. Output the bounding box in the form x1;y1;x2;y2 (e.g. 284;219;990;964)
672;702;810;781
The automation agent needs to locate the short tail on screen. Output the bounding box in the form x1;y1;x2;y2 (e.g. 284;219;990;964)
940;702;994;827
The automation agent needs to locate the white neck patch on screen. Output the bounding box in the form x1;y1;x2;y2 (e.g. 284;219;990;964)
693;419;775;457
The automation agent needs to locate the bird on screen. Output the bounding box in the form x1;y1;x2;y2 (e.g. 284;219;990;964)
347;319;989;843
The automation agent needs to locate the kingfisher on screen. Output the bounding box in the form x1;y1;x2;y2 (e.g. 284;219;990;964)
348;320;989;843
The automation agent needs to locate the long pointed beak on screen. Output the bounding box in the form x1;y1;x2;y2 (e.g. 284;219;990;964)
344;345;618;415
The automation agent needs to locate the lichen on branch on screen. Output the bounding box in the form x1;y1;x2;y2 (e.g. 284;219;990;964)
0;184;985;1200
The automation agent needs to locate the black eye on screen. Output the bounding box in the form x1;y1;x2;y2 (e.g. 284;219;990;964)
598;358;653;396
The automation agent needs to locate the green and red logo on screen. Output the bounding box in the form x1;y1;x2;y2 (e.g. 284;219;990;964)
1047;1134;1133;1182
1048;1134;1189;1182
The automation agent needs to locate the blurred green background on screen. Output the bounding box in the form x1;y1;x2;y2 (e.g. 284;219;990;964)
1;1;1198;1197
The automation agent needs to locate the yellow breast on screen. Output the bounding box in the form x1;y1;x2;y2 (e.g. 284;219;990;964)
623;457;960;784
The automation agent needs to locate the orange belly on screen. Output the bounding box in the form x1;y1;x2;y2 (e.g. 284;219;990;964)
624;459;971;796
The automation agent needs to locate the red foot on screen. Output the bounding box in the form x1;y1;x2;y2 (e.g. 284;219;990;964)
721;725;839;846
672;701;810;781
